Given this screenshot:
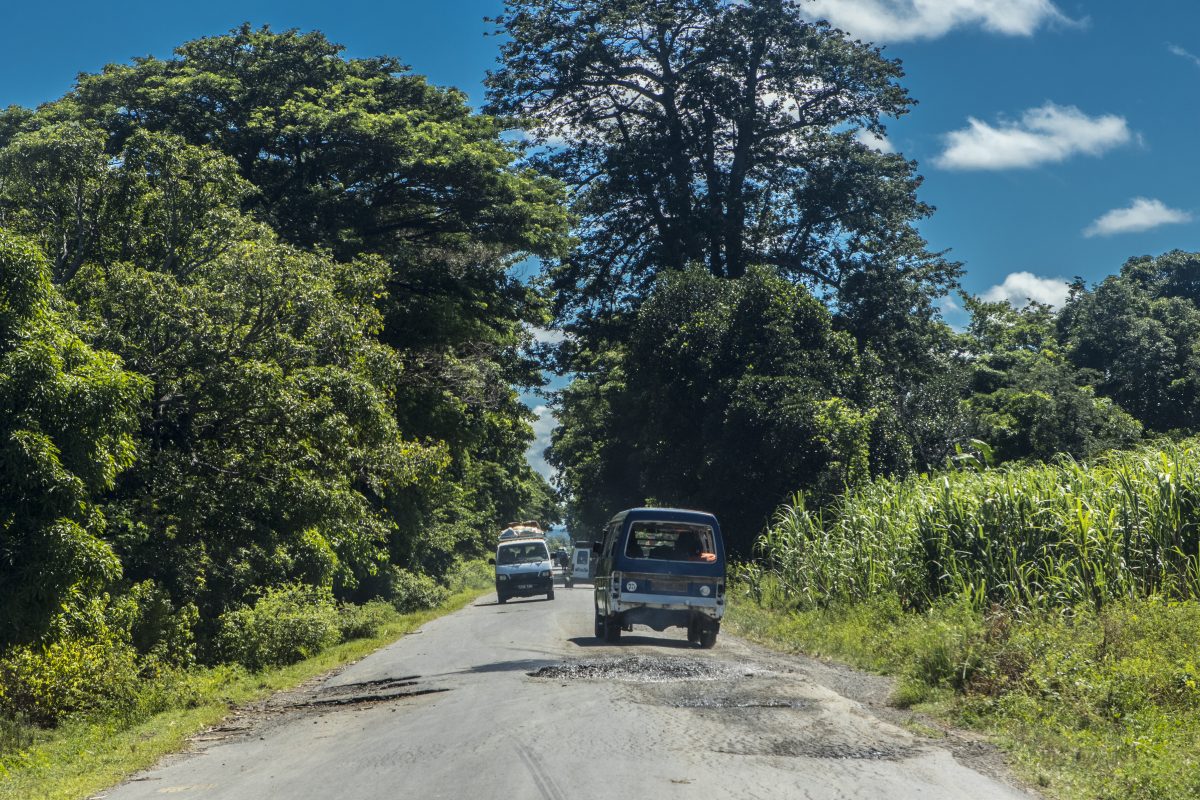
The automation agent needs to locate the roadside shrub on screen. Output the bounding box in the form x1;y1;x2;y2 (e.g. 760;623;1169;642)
0;635;140;727
444;559;493;592
386;568;448;613
336;601;395;641
214;584;340;671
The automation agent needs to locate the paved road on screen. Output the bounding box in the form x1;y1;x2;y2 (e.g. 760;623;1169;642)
100;587;1034;800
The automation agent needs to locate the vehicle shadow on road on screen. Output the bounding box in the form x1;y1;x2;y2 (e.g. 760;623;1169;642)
458;658;560;674
473;597;554;607
567;635;696;650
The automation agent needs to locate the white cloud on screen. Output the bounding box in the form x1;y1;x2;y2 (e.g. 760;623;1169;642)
854;129;896;153
1169;43;1200;69
808;0;1070;42
982;272;1071;308
935;103;1131;170
525;405;559;479
529;326;567;344
1083;197;1193;238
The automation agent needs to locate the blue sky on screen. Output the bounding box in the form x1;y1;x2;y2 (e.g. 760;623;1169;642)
3;1;1198;476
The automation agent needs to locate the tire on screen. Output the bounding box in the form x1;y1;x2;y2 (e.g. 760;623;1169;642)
547;589;555;601
497;593;508;604
594;612;605;639
565;579;573;588
698;622;719;649
603;614;622;643
686;618;700;645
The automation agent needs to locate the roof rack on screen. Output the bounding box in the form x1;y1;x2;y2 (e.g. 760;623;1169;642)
498;523;545;541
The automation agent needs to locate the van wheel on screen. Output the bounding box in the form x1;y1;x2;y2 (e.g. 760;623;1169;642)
594;612;605;639
497;593;508;604
698;622;719;649
604;614;622;643
547;589;555;601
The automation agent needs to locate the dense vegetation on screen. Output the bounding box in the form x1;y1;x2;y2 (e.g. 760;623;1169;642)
0;25;563;732
485;0;1195;554
740;439;1200;799
4;3;1200;797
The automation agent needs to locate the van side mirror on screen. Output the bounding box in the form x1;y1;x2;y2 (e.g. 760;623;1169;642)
591;541;603;555
487;557;495;565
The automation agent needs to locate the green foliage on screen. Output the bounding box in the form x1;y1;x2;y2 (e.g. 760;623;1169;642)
550;266;892;553
37;25;571;573
385;569;450;614
487;0;955;321
962;296;1142;462
336;601;396;642
0;636;140;728
0;231;147;646
1062;250;1200;434
444;559;497;593
727;590;1200;800
214;584;341;671
756;439;1200;613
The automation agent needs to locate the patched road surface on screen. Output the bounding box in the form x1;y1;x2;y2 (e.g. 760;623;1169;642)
98;588;1036;800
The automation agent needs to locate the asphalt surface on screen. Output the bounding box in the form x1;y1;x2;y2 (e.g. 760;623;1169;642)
98;586;1036;800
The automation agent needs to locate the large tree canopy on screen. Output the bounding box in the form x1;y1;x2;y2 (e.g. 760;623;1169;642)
550;266;890;553
1061;250;1200;433
0;27;570;657
486;0;956;328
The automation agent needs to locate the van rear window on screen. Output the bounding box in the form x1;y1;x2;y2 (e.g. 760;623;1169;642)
624;522;716;562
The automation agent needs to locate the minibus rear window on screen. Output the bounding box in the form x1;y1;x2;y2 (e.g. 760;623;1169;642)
624;523;716;562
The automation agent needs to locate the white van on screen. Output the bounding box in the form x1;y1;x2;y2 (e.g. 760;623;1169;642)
571;546;592;583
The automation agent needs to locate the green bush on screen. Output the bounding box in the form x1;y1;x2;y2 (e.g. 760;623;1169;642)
336;601;396;641
444;559;493;592
386;569;448;613
0;636;140;727
214;584;341;671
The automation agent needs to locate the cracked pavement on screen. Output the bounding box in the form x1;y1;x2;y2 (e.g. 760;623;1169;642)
95;587;1036;800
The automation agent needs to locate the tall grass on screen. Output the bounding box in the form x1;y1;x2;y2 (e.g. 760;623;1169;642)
754;440;1200;612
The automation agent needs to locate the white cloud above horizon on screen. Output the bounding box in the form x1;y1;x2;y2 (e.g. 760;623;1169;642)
1083;197;1193;237
935;103;1131;170
1168;43;1200;69
807;0;1070;42
529;325;568;345
982;272;1071;308
525;405;558;480
854;129;896;153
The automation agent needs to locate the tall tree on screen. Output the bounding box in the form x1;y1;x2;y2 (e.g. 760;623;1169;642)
486;0;956;327
1061;251;1200;434
8;26;571;574
962;296;1141;462
550;267;885;553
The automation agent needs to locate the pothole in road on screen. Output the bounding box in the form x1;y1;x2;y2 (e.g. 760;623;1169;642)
669;696;815;710
718;739;918;760
529;656;765;683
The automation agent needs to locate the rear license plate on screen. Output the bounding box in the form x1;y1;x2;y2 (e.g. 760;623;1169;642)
651;578;690;593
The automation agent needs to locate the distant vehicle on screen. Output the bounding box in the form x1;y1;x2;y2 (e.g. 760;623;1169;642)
551;549;573;587
489;534;555;603
571;545;593;583
592;508;726;648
